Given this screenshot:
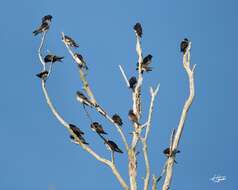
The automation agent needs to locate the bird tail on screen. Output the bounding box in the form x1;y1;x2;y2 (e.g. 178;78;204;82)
98;133;107;141
100;131;107;135
33;29;40;36
116;148;123;154
57;57;64;62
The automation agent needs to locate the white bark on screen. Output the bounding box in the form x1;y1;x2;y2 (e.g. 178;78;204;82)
141;84;160;190
37;32;129;190
162;43;195;190
62;32;129;151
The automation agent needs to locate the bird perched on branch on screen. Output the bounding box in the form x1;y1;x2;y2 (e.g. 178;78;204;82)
137;54;153;73
90;122;107;135
44;54;64;63
33;22;50;36
112;114;123;126
133;22;143;37
105;140;123;153
36;70;48;80
76;91;93;107
73;53;88;70
180;38;189;54
42;15;53;24
163;147;180;163
129;76;137;89
69;124;88;145
63;35;79;48
70;135;88;145
33;15;52;36
69;124;84;135
128;109;140;125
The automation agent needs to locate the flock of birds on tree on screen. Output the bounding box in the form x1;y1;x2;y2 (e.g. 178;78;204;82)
33;15;187;157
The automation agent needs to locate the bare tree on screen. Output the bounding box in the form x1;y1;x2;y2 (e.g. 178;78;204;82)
33;16;195;190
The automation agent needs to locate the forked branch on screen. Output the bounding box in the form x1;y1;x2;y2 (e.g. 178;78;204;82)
37;32;129;190
162;42;195;190
141;83;160;190
61;32;129;151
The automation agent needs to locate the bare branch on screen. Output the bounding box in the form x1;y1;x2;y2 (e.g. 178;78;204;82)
152;161;167;190
162;42;195;190
119;65;130;88
144;83;160;140
41;75;129;190
128;32;145;190
38;32;47;70
141;139;150;190
152;175;158;190
111;151;115;165
104;114;129;151
131;35;144;148
169;128;176;152
141;83;160;190
61;32;97;105
37;32;129;190
62;32;129;151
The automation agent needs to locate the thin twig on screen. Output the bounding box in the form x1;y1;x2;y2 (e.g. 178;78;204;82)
169;128;176;153
144;83;160;140
119;65;130;88
38;32;47;71
162;42;195;190
141;83;160;190
152;160;168;190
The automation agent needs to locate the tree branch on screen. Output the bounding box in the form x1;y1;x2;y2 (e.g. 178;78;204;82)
42;81;128;189
141;83;160;190
128;33;144;190
61;32;129;151
37;32;129;190
38;32;47;71
61;32;97;105
162;42;195;190
119;64;130;88
152;161;167;190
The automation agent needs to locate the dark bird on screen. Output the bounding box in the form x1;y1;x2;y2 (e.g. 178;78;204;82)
143;54;153;66
112;114;123;126
90;122;107;135
163;147;180;157
133;22;143;37
36;70;48;79
63;35;79;48
105;140;123;153
70;134;89;145
69;124;88;144
137;54;153;73
76;91;93;107
74;53;88;70
128;109;140;125
44;54;64;63
180;38;189;54
69;124;84;136
129;76;137;89
42;15;53;24
33;22;50;36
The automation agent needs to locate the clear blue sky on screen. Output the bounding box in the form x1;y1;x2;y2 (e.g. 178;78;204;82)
0;0;237;190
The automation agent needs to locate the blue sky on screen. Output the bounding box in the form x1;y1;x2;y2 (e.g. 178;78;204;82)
0;0;237;189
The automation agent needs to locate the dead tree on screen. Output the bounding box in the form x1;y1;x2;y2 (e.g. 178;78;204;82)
33;15;195;190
